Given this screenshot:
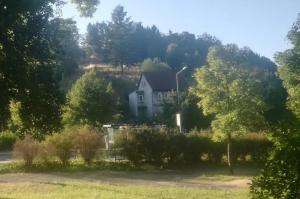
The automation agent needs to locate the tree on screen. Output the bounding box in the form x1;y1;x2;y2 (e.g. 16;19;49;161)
158;91;212;131
71;0;99;17
0;0;99;132
62;70;118;127
193;45;278;173
166;43;183;70
86;22;110;63
276;20;300;119
165;32;221;69
144;25;166;60
250;16;300;199
49;18;84;76
107;5;133;72
141;58;171;72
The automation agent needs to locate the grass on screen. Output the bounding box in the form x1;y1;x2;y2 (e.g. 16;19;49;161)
0;159;142;174
0;181;249;199
0;159;260;176
195;165;259;181
0;160;256;198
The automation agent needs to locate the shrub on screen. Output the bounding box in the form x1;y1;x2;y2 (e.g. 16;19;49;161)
183;134;210;164
113;128;272;166
73;125;105;164
113;131;143;165
113;127;167;165
13;134;40;166
0;131;17;151
136;128;166;165
45;130;74;166
250;137;300;199
164;133;186;164
38;141;53;164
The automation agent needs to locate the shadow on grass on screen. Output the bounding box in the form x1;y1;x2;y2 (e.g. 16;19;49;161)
0;160;261;185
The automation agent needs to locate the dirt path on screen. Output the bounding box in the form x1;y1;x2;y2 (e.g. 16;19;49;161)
0;171;251;189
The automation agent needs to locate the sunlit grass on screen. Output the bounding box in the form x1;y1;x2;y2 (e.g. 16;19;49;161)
0;181;249;199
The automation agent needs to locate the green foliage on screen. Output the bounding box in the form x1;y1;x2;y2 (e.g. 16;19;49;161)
113;128;272;166
62;70;118;127
7;101;23;135
85;6;220;71
44;130;74;166
193;45;278;139
276;17;300;119
141;58;171;72
0;0;99;133
113;128;167;165
0;131;17;151
250;16;300;199
108;5;133;71
73;125;105;164
49;18;84;76
13;135;40;167
70;0;100;17
159;91;212;131
250;136;300;199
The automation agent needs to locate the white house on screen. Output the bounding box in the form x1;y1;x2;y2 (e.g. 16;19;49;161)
129;70;187;119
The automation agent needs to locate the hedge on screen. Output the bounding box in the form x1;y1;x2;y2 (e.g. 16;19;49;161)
0;131;17;151
113;128;273;165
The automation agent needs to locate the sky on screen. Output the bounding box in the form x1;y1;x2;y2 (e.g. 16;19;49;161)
61;0;300;60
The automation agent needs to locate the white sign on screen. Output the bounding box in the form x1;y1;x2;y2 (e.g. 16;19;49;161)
176;113;181;127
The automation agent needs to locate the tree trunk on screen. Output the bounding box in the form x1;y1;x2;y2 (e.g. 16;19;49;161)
121;64;123;73
227;135;234;174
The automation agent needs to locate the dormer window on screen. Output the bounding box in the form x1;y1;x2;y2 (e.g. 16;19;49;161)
138;94;144;103
136;91;144;103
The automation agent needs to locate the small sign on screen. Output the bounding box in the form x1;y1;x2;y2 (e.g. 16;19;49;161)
176;113;181;127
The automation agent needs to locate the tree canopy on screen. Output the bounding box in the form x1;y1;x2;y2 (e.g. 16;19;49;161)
250;15;300;199
192;44;279;172
62;70;118;127
0;0;99;133
85;6;220;70
193;45;277;139
141;58;171;72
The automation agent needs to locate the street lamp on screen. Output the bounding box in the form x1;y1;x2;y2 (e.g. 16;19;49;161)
176;66;188;133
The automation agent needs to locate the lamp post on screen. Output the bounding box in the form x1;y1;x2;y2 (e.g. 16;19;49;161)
176;66;187;133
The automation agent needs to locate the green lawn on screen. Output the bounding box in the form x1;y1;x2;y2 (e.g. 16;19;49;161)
0;182;248;199
0;161;257;199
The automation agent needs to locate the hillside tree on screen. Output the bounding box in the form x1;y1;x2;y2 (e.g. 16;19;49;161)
62;70;118;127
193;44;278;173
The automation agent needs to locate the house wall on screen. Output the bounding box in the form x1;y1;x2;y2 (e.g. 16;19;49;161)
129;76;177;119
152;91;176;117
129;91;138;117
137;75;153;117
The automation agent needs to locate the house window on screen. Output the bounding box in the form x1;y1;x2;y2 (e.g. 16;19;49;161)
158;92;163;102
138;94;144;103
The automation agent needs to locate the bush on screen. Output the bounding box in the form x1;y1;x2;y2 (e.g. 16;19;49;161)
0;131;17;151
38;141;53;164
183;134;210;164
250;137;300;199
113;131;143;165
164;133;186;164
73;125;105;164
231;133;272;164
13;134;40;166
45;130;74;166
113;127;166;165
113;128;273;166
